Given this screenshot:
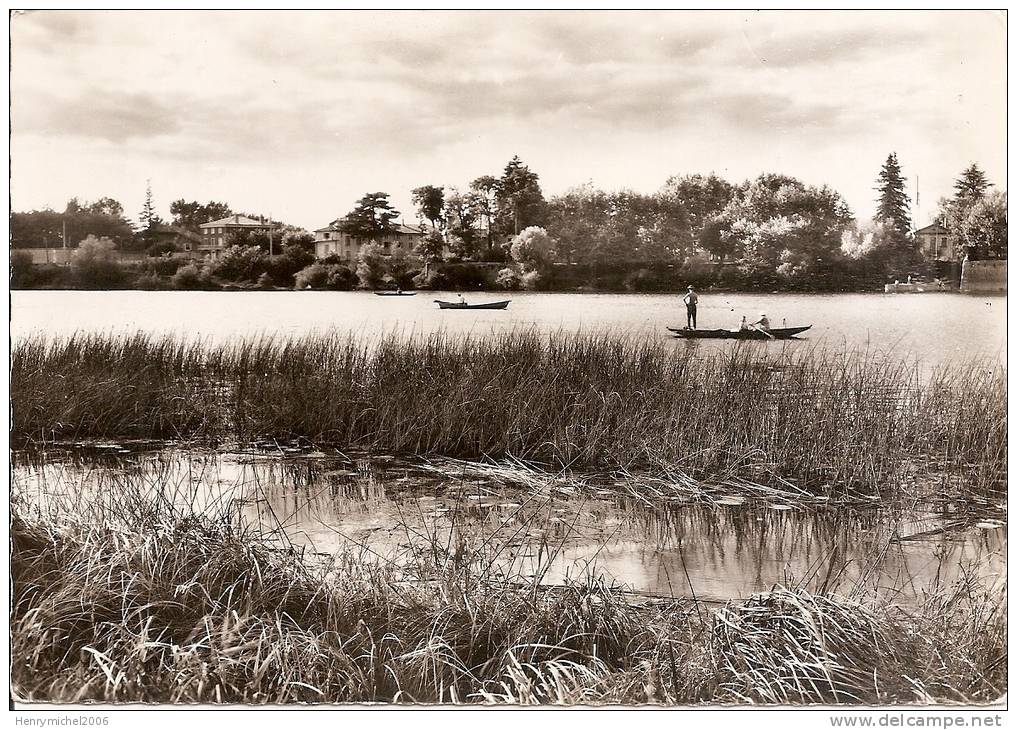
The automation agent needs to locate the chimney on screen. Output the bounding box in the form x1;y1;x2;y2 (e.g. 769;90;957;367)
234;214;240;224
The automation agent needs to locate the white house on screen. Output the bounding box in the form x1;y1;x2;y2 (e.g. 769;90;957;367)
199;215;279;259
313;221;436;261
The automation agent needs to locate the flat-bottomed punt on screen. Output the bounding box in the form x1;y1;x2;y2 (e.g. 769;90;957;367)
667;325;812;340
435;299;511;310
375;291;417;296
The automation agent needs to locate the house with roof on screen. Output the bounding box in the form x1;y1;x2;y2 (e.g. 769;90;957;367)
914;222;959;261
313;220;438;262
199;214;279;259
146;224;206;258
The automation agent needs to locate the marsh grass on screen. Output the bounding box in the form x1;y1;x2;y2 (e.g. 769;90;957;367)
10;483;1006;705
11;331;1005;500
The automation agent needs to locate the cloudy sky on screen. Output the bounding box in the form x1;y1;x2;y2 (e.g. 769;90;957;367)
11;10;1006;231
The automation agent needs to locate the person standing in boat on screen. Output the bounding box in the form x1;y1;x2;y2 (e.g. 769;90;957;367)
682;286;699;329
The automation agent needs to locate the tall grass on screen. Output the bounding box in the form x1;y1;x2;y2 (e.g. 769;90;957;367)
11;491;1006;705
11;330;1006;498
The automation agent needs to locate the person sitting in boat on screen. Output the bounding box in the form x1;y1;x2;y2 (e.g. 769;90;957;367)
751;312;771;331
682;286;698;329
457;293;466;305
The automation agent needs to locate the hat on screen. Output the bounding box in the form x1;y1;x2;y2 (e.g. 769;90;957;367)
759;312;767;316
687;285;694;290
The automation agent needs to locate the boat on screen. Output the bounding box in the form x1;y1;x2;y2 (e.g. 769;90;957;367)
667;325;812;340
375;291;417;296
434;299;511;310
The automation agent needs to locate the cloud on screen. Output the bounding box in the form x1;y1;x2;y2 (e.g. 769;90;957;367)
15;88;181;142
735;26;920;68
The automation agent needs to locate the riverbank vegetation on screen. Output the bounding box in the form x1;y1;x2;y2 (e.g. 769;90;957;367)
11;488;1006;704
10;159;1005;293
11;331;1005;501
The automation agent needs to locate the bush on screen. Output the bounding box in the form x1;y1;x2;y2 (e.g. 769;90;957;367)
327;265;357;290
209;245;268;283
495;266;522;290
70;235;127;289
520;270;545;291
138;256;187;277
295;263;358;291
135;273;170;290
356;242;387;289
146;241;178;257
294;263;329;289
171;263;212;290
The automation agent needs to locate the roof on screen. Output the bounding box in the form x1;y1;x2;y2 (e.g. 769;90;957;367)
200;214;277;229
315;220;433;236
914;222;951;235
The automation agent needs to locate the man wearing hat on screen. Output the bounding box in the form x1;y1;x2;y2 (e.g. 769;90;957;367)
682;285;699;329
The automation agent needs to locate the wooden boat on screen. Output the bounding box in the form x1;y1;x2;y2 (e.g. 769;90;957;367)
667;325;812;340
434;299;511;310
374;291;417;296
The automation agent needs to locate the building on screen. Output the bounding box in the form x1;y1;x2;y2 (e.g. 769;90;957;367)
313;220;434;262
199;215;278;259
146;224;205;258
914;222;958;261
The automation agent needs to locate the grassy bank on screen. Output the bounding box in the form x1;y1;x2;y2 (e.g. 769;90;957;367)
12;331;1005;499
11;494;1005;705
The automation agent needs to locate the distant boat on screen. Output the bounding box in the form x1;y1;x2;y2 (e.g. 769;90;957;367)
375;291;417;297
667;325;812;340
434;299;511;310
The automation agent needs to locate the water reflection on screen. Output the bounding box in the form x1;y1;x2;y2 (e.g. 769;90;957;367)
13;446;1005;604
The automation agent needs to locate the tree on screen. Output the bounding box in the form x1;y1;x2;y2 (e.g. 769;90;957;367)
208;245;267;283
470;175;499;251
414;229;446;269
443;188;481;257
339;193;399;239
953;163;992;204
170;200;232;229
509;226;556;273
87;197;125;217
411;185;445;231
658;173;736;257
71;235;126;288
494;156;546;238
957;190;1007;260
874;153;912;235
138;180;161;231
355;242;388;289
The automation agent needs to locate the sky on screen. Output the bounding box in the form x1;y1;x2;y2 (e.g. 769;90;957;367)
10;10;1007;232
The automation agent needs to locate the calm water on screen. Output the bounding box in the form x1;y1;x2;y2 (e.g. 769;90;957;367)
11;290;1007;368
13;447;1005;604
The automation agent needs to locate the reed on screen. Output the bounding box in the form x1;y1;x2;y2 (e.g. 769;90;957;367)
11;493;1005;705
11;330;1006;499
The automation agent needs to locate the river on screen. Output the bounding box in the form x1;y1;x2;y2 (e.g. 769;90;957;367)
11;289;1007;369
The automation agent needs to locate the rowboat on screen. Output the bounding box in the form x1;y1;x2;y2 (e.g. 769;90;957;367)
667;325;812;340
375;291;417;296
435;299;511;310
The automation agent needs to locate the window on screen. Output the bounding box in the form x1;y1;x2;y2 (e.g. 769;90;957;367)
324;232;331;240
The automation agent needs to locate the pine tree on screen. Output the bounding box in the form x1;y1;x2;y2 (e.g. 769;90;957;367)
339;192;399;239
138;180;157;231
874;153;912;235
953;163;992;203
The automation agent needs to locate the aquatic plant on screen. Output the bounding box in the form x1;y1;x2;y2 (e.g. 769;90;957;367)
10;490;1006;705
10;330;1006;499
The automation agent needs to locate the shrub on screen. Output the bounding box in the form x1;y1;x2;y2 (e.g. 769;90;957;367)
326;265;357;290
146;240;178;257
171;263;212;290
294;263;329;290
209;245;268;283
495;266;522;290
70;235;127;289
356;242;387;289
520;269;545;291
